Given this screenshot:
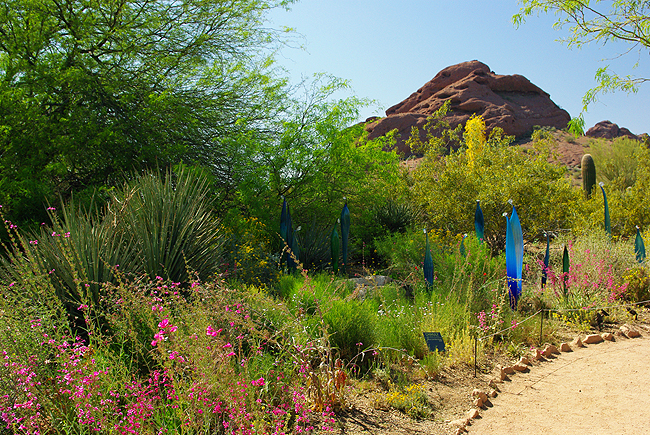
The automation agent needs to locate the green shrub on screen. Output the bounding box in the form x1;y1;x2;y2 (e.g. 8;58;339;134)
588;136;642;190
411;121;581;250
323;298;377;362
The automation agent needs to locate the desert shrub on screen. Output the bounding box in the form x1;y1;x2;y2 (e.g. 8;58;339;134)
411;120;581;250
221;215;280;287
620;266;650;303
0;231;336;434
373;227;462;281
580;146;650;236
323;298;377;362
588;136;642;190
2;168;224;313
371;200;418;234
537;231;634;328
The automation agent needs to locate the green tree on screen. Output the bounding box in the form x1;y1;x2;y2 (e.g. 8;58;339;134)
514;1;650;118
0;0;293;225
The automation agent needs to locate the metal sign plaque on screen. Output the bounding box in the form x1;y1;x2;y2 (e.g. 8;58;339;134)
423;332;445;352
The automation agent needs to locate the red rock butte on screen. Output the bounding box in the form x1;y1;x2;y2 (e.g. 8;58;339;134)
364;60;571;157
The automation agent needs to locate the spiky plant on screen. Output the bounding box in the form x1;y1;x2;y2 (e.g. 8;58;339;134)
581;154;597;198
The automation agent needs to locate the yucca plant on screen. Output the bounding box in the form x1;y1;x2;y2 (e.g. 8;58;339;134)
112;168;223;283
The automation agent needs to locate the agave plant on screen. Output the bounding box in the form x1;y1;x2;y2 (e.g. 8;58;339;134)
635;226;646;264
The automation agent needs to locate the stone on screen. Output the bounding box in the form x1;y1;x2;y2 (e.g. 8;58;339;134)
585;120;640;141
584;334;604;344
517;356;531;366
513;362;529;372
542;344;560;357
364;60;571;157
620;324;642;338
488;389;498;398
559;342;572;352
467;408;480;420
532;348;546;361
502;365;515;375
601;332;615;341
571;336;586;348
472;389;488;402
454;427;468;435
488;379;501;391
449;418;469;429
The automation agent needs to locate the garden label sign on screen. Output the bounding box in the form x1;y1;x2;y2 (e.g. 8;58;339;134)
423;332;445;352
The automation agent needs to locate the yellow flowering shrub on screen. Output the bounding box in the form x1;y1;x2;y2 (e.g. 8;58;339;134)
222;217;280;287
464;114;486;168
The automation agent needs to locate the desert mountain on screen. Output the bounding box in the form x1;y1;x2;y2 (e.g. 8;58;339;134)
365;60;571;156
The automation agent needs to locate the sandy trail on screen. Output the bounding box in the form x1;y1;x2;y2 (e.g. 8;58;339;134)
467;335;650;434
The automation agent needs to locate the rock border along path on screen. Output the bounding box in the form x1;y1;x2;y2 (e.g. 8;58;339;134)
454;324;650;434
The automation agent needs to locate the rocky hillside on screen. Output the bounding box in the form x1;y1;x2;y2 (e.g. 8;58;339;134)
365;60;571;156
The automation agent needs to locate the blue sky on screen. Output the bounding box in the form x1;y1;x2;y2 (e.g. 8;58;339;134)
268;0;650;135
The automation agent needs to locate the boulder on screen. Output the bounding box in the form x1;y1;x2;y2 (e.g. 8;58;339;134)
584;334;604;344
571;336;586;348
620;324;642;338
585;120;640;141
364;60;571;156
542;344;560;357
601;332;615;341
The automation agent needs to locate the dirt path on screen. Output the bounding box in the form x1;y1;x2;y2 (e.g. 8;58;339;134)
467;334;650;434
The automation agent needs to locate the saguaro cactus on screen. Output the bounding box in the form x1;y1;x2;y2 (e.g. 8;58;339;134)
581;154;597;198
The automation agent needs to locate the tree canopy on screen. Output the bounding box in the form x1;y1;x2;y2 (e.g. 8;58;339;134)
514;0;650;118
0;0;294;224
